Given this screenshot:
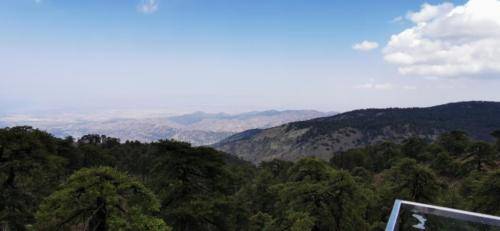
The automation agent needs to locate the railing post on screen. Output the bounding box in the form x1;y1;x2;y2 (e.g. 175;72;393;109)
385;199;402;231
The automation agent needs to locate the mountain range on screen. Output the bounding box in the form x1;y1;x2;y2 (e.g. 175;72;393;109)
214;101;500;163
0;110;332;146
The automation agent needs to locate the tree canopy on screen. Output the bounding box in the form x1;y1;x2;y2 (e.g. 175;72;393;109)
0;126;499;230
35;167;169;231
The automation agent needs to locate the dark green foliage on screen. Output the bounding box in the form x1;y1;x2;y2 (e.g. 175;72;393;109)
272;158;369;230
248;212;276;231
330;149;369;171
438;131;470;156
382;158;441;203
491;130;500;154
77;135;119;168
288;157;332;182
0;126;499;230
470;170;500;216
365;142;402;172
35;167;169;230
149;140;237;230
0;127;68;230
258;159;293;181
463;141;496;171
402;137;428;160
430;151;460;177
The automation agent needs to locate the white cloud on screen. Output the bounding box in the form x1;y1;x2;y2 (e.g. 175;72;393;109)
384;0;500;77
390;16;404;24
406;2;454;23
137;0;159;14
355;83;395;90
402;85;418;90
352;40;379;51
355;79;417;91
35;0;43;3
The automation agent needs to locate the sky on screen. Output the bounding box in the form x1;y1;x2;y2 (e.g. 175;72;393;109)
1;0;499;115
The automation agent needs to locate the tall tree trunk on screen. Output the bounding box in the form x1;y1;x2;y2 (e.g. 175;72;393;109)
89;197;107;231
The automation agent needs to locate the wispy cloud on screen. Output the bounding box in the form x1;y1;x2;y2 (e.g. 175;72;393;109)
355;83;395;90
137;0;159;14
34;0;43;4
352;40;379;51
355;79;417;91
402;85;417;90
390;16;404;24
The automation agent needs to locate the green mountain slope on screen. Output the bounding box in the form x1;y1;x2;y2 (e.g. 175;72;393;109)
214;101;500;163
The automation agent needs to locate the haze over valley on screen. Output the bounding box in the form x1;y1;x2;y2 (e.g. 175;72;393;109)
0;109;332;145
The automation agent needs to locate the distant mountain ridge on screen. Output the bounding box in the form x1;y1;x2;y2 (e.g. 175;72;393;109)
0;110;331;146
214;101;500;163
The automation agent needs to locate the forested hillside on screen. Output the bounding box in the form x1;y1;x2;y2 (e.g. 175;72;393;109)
215;101;500;163
1;126;499;230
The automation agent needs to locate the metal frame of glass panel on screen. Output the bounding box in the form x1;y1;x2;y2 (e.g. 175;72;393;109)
386;200;500;231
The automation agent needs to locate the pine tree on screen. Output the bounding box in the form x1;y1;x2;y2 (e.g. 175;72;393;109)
35;167;169;231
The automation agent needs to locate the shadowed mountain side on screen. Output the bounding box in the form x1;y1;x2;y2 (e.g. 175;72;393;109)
214;101;500;163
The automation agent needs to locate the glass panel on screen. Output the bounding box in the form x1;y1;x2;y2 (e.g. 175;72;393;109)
386;200;500;231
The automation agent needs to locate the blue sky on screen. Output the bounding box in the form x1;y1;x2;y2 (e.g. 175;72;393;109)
1;0;499;115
